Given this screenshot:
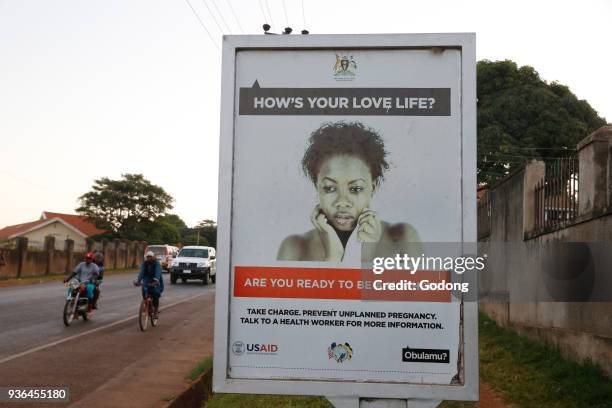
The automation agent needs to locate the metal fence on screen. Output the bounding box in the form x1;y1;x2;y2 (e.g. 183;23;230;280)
534;157;579;233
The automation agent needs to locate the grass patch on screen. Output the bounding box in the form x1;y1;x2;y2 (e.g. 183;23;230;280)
161;394;176;402
477;312;612;408
187;356;213;381
439;402;474;408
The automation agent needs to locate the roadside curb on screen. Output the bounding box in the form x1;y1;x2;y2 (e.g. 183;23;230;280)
166;367;213;408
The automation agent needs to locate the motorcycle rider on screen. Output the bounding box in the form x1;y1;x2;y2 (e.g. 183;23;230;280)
63;252;100;312
134;251;164;318
92;251;105;309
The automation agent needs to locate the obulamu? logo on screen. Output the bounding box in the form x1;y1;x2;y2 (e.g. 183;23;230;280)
333;53;357;81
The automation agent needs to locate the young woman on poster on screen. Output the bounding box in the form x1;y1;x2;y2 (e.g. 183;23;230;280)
277;121;421;262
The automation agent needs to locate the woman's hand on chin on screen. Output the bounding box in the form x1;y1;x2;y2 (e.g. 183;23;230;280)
311;205;344;262
357;209;382;243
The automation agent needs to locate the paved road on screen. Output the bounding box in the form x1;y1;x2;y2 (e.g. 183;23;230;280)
0;272;211;362
0;272;216;407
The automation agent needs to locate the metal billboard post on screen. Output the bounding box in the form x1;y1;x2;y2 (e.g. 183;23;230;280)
328;397;441;408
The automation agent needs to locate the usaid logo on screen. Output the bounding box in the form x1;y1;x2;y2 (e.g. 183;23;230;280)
232;341;278;356
247;344;278;353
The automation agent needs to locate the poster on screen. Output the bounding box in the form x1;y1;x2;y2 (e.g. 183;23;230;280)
215;34;477;400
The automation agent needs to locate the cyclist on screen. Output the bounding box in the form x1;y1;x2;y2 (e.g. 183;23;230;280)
134;251;164;318
92;251;105;309
63;252;100;312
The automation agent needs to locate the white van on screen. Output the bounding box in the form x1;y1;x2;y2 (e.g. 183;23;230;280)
144;244;179;272
168;246;216;285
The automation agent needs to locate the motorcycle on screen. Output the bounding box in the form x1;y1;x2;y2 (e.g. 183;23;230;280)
62;278;92;326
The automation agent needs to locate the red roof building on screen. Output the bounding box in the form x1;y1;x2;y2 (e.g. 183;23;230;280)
0;212;106;249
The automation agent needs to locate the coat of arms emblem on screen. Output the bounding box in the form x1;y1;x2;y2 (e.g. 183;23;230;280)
333;53;357;78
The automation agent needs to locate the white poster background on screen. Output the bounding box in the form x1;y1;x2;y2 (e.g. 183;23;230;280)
229;49;463;384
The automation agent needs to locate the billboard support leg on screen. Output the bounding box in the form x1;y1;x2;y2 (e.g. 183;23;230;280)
326;398;441;408
406;400;441;408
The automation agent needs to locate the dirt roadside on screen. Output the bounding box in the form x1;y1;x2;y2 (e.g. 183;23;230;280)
0;292;214;408
477;380;513;408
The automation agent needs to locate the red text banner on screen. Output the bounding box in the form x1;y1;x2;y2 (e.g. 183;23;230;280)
234;266;452;302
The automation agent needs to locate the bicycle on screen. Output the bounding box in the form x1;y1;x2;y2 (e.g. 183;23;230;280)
134;280;160;331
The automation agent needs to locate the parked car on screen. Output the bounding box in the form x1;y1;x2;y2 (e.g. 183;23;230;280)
144;244;179;272
169;246;216;285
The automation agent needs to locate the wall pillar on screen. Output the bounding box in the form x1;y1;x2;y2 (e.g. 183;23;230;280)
101;238;109;259
15;237;28;279
113;238;121;270
126;240;132;268
522;159;546;236
86;238;94;253
138;241;147;266
64;239;74;274
577;126;612;217
606;127;612;208
122;239;129;268
44;236;55;276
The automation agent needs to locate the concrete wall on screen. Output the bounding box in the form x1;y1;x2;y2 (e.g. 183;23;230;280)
479;126;612;377
0;248;20;279
0;237;147;279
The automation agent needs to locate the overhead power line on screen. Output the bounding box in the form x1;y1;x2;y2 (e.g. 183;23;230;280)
200;0;226;34
211;0;232;33
257;0;268;23
227;0;245;33
183;0;220;50
264;0;275;28
282;0;289;26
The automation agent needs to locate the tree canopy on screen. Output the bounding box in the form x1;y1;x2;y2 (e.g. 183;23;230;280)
477;60;607;184
77;173;174;240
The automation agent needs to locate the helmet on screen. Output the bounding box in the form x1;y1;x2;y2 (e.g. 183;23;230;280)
145;251;155;258
85;252;94;260
94;251;104;262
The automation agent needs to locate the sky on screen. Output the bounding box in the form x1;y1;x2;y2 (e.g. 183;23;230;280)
1;0;610;229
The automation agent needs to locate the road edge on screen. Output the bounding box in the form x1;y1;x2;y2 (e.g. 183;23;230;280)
166;367;213;408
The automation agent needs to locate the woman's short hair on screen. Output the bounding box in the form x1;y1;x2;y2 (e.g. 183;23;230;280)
302;121;389;187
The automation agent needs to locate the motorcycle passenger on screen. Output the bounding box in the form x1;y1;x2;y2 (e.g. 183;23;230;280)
135;251;164;318
63;252;100;312
92;251;105;310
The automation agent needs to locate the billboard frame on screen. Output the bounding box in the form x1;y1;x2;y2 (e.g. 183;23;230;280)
213;33;478;401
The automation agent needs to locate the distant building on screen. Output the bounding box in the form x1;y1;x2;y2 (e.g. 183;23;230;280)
0;211;106;250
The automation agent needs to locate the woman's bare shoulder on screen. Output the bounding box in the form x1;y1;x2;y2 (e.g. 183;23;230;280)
380;221;421;243
277;230;319;261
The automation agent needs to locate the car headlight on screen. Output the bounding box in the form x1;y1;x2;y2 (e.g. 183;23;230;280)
197;262;207;268
69;279;81;289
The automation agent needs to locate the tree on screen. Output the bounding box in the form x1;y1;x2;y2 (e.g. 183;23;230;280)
77;174;174;239
477;60;607;184
195;219;217;248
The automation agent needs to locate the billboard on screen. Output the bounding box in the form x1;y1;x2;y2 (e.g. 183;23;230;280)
214;34;477;401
